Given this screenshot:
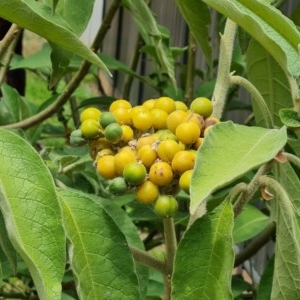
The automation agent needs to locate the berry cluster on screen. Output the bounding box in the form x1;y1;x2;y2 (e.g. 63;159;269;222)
70;96;219;217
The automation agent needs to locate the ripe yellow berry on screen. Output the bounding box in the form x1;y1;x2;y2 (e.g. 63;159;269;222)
175;122;200;145
136;181;159;204
149;161;174;186
97;155;117;179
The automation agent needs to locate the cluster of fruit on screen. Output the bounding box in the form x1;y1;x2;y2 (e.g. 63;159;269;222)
70;96;218;217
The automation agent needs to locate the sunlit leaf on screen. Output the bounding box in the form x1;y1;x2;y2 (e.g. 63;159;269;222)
172;200;234;299
190;121;287;214
0;129;66;300
59;189;140;300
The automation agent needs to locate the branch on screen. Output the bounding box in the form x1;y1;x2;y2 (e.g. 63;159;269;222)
0;23;20;60
229;75;273;129
130;245;166;274
211;19;237;119
1;0;122;130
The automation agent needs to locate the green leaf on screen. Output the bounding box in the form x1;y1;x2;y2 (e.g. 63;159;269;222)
174;0;212;68
51;0;60;13
279;108;300;128
0;210;17;274
270;168;300;299
172;200;234;299
0;129;66;300
233;204;271;244
0;0;109;73
123;0;176;89
257;256;274;300
203;0;300;77
92;196;149;298
58;189;140;300
246;40;292;127
190;121;287;214
0;84;31;124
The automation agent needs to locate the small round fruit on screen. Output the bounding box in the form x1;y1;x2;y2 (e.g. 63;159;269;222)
97;155;117;179
157;140;180;163
109;177;128;195
150;108;168;129
80;107;101;122
132;109;153;131
80;119;101;138
154;129;177;141
136;134;157;150
123;162;147;186
109;99;132;112
104;123;123;143
154;195;178;218
167;110;188;133
149;161;174;186
143;99;156;110
112;107;132;125
179;169;193;194
89;137;112;159
190;97;213;118
114;148;137;175
100;112;117;128
70;129;85;146
175;121;200;145
121;125;134;142
171;150;195;174
193;137;204;150
154;96;176;114
137;145;158;168
175;101;188;111
185;112;204;131
136;181;159;204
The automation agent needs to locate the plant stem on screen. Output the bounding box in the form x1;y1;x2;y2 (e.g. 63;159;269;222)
129;245;166;274
162;217;177;300
0;23;20;60
123;34;144;100
233;161;274;218
230;75;274;128
1;0;122;130
184;31;196;106
211;19;237;119
284;152;300;170
234;222;276;267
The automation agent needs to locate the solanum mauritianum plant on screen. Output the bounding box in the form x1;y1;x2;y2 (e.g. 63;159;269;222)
0;0;300;299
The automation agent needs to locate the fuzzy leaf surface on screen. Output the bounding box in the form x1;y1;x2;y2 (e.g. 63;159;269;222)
0;129;66;300
59;189;140;300
190;121;287;214
172;200;234;299
203;0;300;77
0;0;109;73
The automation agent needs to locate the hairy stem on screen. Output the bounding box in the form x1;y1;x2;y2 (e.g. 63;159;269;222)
234;161;274;218
212;19;237;119
234;222;276;267
163;217;177;300
0;23;20;60
1;0;122;130
230;75;273;128
284;152;300;170
184;31;196;106
130;245;166;274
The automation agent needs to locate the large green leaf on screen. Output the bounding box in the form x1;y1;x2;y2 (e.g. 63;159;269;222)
246;40;300;155
190;121;287;214
172;200;234;299
257;255;274;300
0;129;66;300
0;0;109;73
92;196;149;298
233;204;271;244
123;0;176;90
202;0;300;77
174;0;212;68
270;164;300;299
58;189;140;300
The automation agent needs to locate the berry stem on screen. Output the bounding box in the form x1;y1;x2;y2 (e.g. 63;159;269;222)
162;217;177;299
129;246;166;274
211;18;237;119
